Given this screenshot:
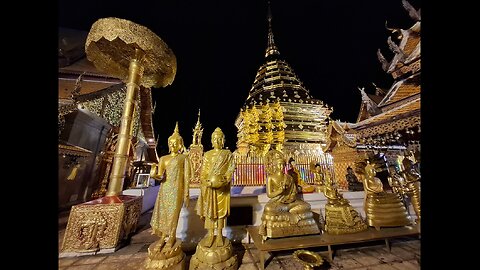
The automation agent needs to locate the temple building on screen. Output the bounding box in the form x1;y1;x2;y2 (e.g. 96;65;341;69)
351;0;421;164
58;28;159;210
325;0;421;187
234;8;333;186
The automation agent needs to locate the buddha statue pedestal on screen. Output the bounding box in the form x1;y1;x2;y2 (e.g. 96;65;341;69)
259;200;320;241
189;236;237;270
365;192;411;230
324;203;367;234
60;195;142;256
145;239;185;270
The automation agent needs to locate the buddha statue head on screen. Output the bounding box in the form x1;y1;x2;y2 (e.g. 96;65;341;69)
168;122;184;154
211;127;225;150
265;149;285;176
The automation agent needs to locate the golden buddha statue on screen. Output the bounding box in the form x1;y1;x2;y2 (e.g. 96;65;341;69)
321;170;367;234
400;155;421;222
191;127;237;270
310;162;325;193
146;123;191;269
259;150;320;241
357;159;411;230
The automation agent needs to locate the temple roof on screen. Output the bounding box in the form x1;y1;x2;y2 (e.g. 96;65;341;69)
352;96;420;137
378;72;420;107
354;1;421;134
59;141;92;157
322;120;357;152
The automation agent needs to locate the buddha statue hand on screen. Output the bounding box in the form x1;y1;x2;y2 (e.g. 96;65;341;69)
210;175;226;189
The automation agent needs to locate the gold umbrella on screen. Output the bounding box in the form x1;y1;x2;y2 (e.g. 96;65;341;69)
85;17;177;196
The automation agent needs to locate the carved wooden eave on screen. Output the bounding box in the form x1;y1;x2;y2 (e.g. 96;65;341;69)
139;87;158;163
386;21;421;79
59;58;123;100
322;120;357;153
352;97;420;138
377;73;420;107
356;89;383;123
59;143;93;157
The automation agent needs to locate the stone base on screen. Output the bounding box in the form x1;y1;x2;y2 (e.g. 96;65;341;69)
123;185;160;214
59;243;125;258
145;238;185;269
189;237;237;270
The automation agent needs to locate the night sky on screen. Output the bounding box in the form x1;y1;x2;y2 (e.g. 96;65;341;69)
59;0;421;153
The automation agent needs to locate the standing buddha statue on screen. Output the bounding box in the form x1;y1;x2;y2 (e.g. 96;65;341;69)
190;127;237;270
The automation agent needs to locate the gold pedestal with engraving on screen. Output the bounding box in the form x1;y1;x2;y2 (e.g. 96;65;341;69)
189;237;237;270
324;204;367;235
61;195;142;255
145;239;185;270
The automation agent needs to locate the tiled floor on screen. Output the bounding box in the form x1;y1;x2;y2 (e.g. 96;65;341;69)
58;211;420;269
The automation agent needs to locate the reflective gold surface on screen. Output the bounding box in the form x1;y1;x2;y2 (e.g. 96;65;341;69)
148;123;191;252
85;17;176;196
145;238;185;269
61;196;141;253
191;127;237;269
396;154;421;222
85;17;176;88
188;110;204;187
356;160;410;230
106;48;143;196
321;171;367;234
292;250;324;270
259;149;320;241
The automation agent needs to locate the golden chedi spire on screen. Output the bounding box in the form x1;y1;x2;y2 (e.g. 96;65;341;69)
265;1;280;58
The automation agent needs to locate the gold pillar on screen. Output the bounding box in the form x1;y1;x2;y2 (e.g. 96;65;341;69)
107;49;144;196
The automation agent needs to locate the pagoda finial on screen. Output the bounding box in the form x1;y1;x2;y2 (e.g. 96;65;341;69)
265;1;280;58
195;108;202;129
192;109;203;146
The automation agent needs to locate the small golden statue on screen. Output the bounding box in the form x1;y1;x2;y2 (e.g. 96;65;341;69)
310;162;325;193
399;154;421;222
357;159;411;230
259;150;320;241
145;123;191;269
190;127;237;270
321;170;367;234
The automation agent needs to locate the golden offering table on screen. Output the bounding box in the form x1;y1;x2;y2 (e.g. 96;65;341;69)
247;224;420;270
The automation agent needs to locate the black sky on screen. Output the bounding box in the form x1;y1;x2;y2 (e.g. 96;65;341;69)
59;0;421;153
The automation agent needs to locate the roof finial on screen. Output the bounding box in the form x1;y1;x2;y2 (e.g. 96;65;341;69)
195;108;202;129
265;0;280;58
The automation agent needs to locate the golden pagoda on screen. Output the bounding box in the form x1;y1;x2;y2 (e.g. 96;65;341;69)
234;5;332;186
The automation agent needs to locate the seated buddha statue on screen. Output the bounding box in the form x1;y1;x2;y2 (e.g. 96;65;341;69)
321;170;367;234
358;160;411;230
259;150;320;241
310;163;325;193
